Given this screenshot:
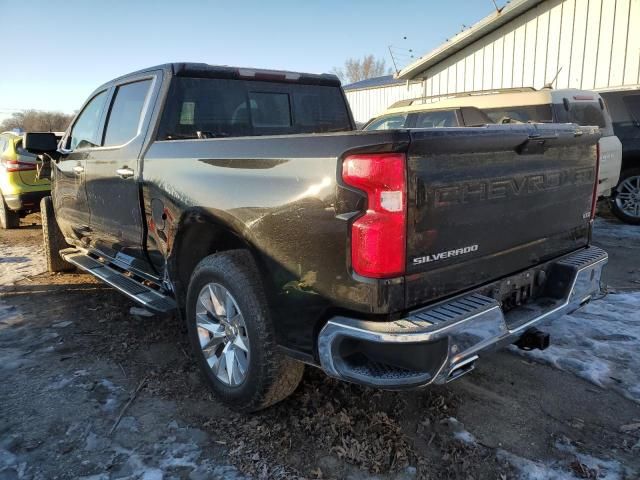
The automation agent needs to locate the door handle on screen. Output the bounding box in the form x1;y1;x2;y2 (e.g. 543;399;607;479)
116;167;134;179
72;165;84;174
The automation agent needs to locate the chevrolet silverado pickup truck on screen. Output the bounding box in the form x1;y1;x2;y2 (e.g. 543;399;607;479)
25;63;608;412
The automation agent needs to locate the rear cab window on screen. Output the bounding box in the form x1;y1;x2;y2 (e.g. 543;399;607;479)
157;77;352;139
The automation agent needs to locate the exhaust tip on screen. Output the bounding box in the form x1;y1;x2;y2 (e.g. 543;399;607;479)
446;355;478;382
515;328;550;351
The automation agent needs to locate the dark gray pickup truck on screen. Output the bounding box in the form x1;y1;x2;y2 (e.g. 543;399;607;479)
25;63;607;412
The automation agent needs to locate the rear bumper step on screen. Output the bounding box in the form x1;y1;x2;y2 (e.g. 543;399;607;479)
61;249;176;313
318;246;607;389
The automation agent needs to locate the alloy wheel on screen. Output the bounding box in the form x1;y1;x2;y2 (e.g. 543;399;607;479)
614;175;640;219
195;283;250;386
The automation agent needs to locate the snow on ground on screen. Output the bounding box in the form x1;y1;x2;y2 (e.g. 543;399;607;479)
514;291;640;403
0;243;45;287
594;217;640;242
445;417;632;480
499;441;630;480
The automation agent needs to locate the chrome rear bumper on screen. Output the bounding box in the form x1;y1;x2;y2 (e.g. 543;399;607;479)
318;246;607;389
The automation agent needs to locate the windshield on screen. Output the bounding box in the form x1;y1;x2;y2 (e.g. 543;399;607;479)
158;77;352;139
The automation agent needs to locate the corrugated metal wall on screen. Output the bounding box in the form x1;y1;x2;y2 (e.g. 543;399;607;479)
423;0;640;95
345;82;423;123
346;0;640;123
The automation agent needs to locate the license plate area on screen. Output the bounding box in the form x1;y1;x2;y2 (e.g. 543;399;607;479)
488;269;544;314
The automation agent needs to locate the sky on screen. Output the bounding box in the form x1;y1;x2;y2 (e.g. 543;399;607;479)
0;0;505;121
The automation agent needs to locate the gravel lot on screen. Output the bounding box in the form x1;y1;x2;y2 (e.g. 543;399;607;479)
1;210;639;480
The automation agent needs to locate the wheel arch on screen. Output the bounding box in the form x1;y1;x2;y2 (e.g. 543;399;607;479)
620;151;640;174
167;209;267;306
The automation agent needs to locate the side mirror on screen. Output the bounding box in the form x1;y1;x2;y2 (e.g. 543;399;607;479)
23;132;58;154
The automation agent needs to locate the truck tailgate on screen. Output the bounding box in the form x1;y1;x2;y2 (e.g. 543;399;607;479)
404;124;600;308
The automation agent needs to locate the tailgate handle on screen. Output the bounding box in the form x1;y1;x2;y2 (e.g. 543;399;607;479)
516;133;558;155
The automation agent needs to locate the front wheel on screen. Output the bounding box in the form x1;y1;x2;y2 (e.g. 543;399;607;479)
41;196;74;273
611;168;640;225
185;250;304;412
0;193;20;229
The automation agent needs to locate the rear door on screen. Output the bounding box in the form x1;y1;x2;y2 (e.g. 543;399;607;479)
84;72;161;271
404;124;600;307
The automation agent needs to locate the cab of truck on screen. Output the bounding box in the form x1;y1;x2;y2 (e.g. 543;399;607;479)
374;87;622;202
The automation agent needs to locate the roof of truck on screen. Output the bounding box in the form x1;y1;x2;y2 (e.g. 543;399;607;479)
101;63;341;88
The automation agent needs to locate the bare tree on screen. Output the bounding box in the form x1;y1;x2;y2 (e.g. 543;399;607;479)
332;55;392;84
0;110;74;133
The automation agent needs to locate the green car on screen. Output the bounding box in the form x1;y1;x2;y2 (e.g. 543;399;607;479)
0;130;51;228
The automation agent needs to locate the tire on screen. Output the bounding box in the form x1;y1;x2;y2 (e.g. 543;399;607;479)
611;168;640;225
186;250;304;412
41;196;74;273
0;193;20;229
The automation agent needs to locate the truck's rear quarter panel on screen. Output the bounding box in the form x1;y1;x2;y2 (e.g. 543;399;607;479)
142;131;409;355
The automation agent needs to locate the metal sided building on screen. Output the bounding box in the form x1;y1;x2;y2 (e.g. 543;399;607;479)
344;0;640;123
343;76;424;124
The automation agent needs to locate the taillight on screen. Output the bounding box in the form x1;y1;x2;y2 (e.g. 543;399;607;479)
342;153;406;278
3;158;36;172
591;143;600;219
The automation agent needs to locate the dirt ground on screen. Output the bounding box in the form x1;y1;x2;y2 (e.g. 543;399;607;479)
1;209;639;480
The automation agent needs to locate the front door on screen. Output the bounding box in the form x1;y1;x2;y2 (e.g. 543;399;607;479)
53;89;109;244
83;73;160;274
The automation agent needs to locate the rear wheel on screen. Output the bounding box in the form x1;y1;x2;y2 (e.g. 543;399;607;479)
186;250;304;412
41;196;74;273
0;193;20;229
611;168;640;225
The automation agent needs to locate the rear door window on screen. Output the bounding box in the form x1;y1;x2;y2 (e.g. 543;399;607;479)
363;113;409;130
483;105;553;124
103;79;152;146
460;107;493;126
414;110;458;128
158;77;351;139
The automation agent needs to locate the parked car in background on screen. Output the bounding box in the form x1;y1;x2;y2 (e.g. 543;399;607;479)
0;130;51;228
385;88;622;201
25;63;606;412
599;89;640;224
362;105;493;130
